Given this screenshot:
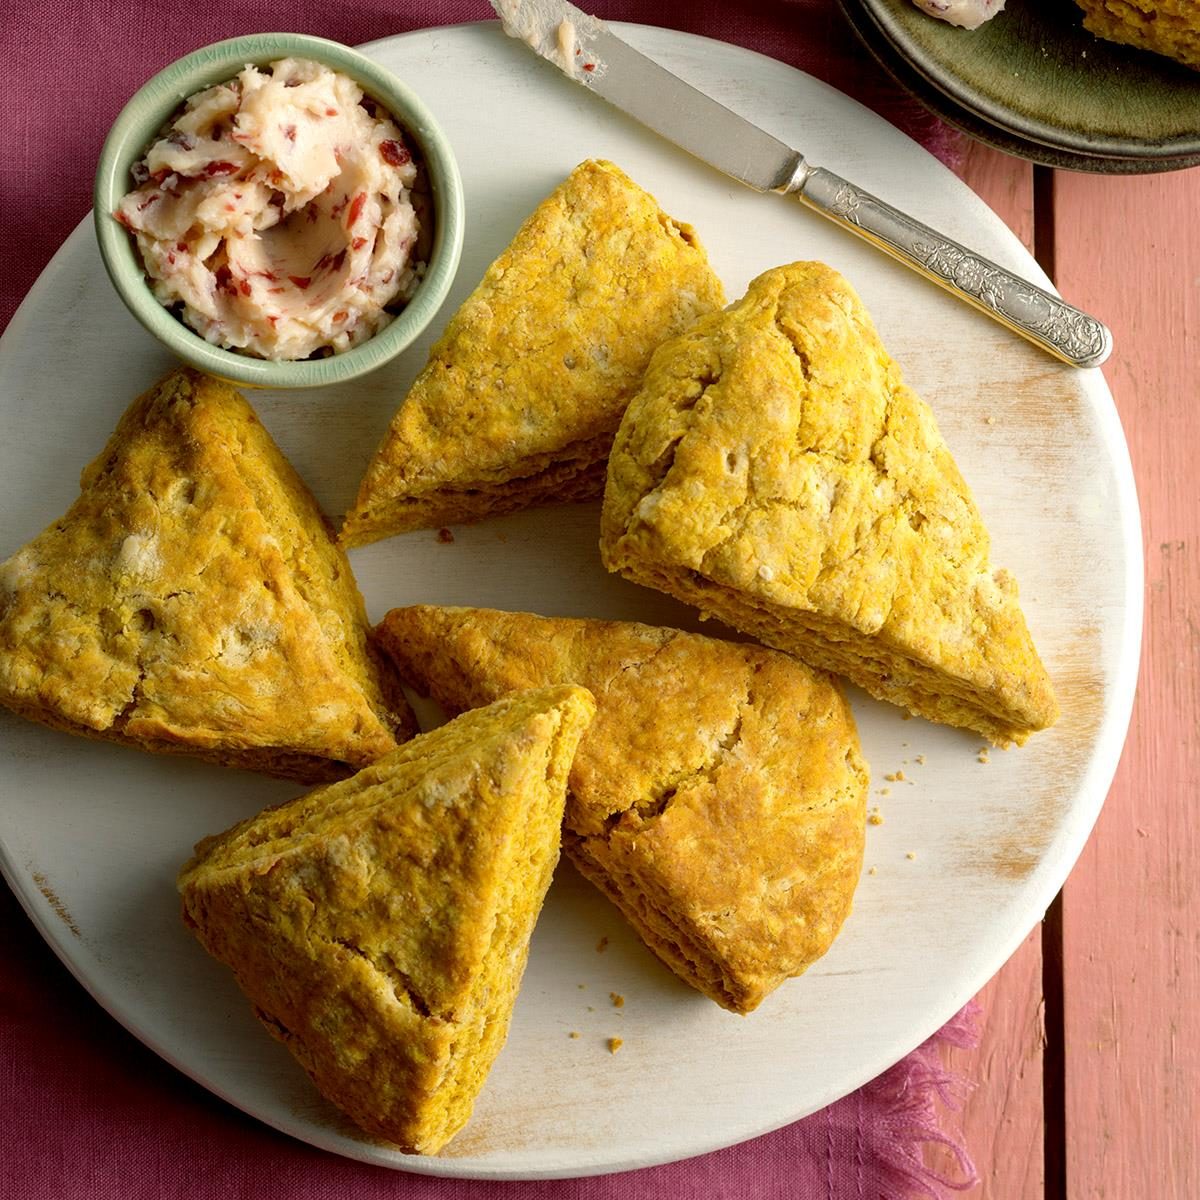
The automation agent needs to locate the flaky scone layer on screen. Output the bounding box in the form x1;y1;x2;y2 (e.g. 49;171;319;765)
340;159;725;545
600;262;1058;746
179;686;595;1154
0;368;412;781
377;605;868;1014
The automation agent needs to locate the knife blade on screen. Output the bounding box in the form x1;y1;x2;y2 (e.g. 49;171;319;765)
490;0;1112;369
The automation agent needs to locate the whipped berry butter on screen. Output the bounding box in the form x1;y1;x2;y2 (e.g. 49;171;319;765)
116;58;424;360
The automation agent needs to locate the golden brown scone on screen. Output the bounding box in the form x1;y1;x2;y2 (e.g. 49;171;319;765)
376;605;868;1015
178;686;594;1155
1074;0;1200;69
339;160;725;546
0;368;413;782
600;262;1058;747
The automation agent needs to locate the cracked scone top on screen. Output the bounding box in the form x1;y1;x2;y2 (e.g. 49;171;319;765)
600;262;1058;746
375;605;868;1014
339;160;724;545
178;686;596;1155
0;368;412;781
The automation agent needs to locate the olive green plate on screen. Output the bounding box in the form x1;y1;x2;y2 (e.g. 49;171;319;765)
848;0;1200;170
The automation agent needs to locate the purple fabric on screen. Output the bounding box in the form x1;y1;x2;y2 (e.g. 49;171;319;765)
0;3;977;1196
0;885;980;1197
0;0;963;332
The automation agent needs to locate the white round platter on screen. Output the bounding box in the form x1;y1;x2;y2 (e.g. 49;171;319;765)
0;21;1141;1181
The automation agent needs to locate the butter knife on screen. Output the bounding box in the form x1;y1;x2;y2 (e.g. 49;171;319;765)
490;0;1112;368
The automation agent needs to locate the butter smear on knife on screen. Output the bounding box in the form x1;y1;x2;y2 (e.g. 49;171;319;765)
495;0;608;80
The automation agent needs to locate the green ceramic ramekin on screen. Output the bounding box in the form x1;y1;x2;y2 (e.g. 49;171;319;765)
94;32;464;389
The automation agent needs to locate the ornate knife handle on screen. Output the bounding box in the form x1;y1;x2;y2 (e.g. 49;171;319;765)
793;166;1112;368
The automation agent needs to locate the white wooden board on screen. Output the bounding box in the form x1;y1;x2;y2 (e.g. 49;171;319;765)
0;22;1141;1180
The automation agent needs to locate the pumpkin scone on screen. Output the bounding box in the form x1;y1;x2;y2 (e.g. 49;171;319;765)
179;686;595;1154
600;262;1059;747
1073;0;1200;69
0;368;413;782
339;160;725;546
376;605;868;1015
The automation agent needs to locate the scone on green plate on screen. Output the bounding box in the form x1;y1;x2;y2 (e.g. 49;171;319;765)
376;604;868;1014
1074;0;1200;69
600;262;1058;746
178;685;596;1154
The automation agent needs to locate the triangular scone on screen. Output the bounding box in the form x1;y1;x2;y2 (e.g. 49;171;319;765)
339;160;725;546
376;605;868;1015
178;686;595;1154
0;368;413;781
600;262;1059;746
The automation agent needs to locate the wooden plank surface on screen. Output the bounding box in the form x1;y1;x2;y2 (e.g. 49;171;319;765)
944;141;1046;1200
1052;169;1200;1200
953;930;1047;1199
939;153;1200;1200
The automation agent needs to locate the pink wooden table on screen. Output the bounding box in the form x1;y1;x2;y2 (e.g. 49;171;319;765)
944;149;1200;1198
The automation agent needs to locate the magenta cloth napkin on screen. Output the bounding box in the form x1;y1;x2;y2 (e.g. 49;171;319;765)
0;0;964;331
0;3;977;1197
0;884;979;1198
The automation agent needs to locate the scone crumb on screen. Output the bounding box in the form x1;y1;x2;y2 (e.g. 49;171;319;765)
867;866;878;876
436;527;455;544
915;754;926;766
577;983;586;989
879;786;891;797
868;809;884;826
569;1031;581;1039
906;851;918;861
977;747;991;764
884;770;906;782
596;935;609;953
608;1037;624;1054
610;991;625;1008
